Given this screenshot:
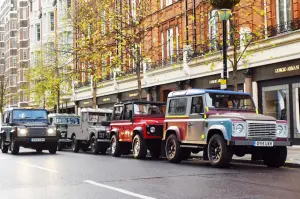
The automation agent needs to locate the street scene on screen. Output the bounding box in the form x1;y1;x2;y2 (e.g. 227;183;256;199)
1;0;300;198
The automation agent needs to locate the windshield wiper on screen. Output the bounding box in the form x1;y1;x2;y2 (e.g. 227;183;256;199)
34;116;46;121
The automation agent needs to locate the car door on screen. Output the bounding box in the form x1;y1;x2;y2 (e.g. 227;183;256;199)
186;96;205;143
78;113;88;140
121;103;133;142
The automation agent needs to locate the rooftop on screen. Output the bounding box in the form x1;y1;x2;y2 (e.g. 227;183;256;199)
168;89;251;98
81;108;113;113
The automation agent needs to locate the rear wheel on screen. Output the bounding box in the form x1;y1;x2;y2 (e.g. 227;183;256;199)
165;134;182;163
91;136;100;154
1;137;8;153
111;135;121;157
263;146;287;168
72;136;80;153
49;145;57;154
208;134;231;168
132;134;147;159
10;139;19;155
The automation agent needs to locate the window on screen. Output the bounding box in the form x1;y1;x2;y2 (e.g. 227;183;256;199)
67;0;71;8
277;0;291;27
168;98;187;115
167;28;173;58
175;25;179;55
209;10;218;50
123;104;133;120
11;39;16;48
191;97;204;114
161;32;164;61
160;0;163;9
23;50;27;60
112;106;124;120
263;88;288;120
166;0;172;6
13;57;16;67
11;21;17;30
0;33;4;41
131;0;136;22
50;12;54;31
36;24;40;41
20;7;27;19
133;103;164;115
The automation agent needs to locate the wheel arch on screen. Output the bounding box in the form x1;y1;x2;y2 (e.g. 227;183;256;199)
132;127;143;140
206;128;226;144
165;126;181;141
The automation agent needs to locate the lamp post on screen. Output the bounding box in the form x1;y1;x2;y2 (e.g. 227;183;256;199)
218;9;232;90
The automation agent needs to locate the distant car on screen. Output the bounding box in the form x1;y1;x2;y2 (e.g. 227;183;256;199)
48;113;80;151
163;89;289;168
109;101;165;159
0;107;58;154
68;108;112;154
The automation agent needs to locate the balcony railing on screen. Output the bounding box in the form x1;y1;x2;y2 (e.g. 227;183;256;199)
267;18;300;37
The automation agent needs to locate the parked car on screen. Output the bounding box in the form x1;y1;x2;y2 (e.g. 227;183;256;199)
110;101;165;159
163;89;289;168
0;107;58;154
68;108;112;154
48;113;80;151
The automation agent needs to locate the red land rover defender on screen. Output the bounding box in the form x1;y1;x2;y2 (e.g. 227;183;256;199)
109;101;165;159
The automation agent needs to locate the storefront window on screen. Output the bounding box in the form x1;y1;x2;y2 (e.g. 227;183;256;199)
293;85;300;138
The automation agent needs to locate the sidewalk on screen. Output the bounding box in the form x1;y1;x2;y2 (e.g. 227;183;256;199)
191;146;300;167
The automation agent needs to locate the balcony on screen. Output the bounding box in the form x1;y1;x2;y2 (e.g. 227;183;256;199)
267;18;300;38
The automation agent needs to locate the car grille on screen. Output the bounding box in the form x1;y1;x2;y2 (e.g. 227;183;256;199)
247;121;276;138
98;131;107;139
27;128;47;137
151;125;163;137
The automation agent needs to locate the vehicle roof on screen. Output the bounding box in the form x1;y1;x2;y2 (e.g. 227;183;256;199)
81;108;113;113
168;89;251;98
4;107;47;112
114;101;166;106
48;113;79;117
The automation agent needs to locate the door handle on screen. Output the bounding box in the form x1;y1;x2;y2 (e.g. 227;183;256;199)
188;122;193;127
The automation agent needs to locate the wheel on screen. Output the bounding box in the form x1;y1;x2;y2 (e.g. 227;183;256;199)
165;134;182;163
10;139;19;155
36;148;43;153
72;136;80;153
49;145;57;154
91;136;100;154
111;135;121;157
99;147;108;155
57;143;63;151
263;146;287;168
132;134;147;159
208;134;231;168
181;149;191;160
150;148;160;159
1;137;8;153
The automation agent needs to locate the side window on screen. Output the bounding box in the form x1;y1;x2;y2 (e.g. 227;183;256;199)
191;96;204;114
123;104;133;120
49;118;53;125
168;98;187;115
113;106;123;120
82;113;88;122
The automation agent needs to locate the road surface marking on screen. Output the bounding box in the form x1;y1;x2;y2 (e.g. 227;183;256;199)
84;180;156;199
18;162;58;173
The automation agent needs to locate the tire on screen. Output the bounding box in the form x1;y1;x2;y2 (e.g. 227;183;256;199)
181;149;191;160
99;147;108;155
49;145;57;154
91;136;100;154
10;139;20;155
72;136;80;153
111;135;121;157
263;146;287;168
36;148;43;153
57;143;63;151
165;134;182;163
132;134;147;159
1;138;8;153
150;148;160;159
208;134;231;168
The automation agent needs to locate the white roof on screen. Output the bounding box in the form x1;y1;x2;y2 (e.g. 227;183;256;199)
81;108;113;114
48;113;79;117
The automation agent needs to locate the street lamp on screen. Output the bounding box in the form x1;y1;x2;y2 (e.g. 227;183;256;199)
218;9;232;90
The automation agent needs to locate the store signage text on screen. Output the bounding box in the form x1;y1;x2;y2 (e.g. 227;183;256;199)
129;93;138;97
275;65;300;73
83;101;89;105
209;79;221;84
103;98;110;102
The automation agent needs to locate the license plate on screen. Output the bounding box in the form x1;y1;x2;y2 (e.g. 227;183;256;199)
254;141;273;147
31;138;45;142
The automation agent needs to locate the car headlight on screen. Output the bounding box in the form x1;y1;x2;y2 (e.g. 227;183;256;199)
47;128;55;136
150;126;156;133
232;123;246;137
276;124;288;138
18;128;27;136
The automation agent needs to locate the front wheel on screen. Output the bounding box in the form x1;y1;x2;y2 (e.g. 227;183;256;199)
165;134;182;163
208;134;231;168
132;134;147;159
10;139;19;155
111;135;121;157
263;146;287;168
72;136;80;153
91;136;100;154
1;138;8;153
49;145;57;154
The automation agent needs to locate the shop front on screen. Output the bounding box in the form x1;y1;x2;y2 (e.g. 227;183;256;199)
97;94;119;110
255;59;300;144
77;99;93;115
120;89;147;102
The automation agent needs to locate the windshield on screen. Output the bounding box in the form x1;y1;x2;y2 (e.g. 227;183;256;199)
12;110;47;120
89;113;112;122
55;117;80;124
133;104;164;115
205;93;255;111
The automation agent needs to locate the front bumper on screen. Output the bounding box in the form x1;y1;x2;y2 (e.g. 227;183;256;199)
14;137;58;149
58;138;72;143
229;140;290;146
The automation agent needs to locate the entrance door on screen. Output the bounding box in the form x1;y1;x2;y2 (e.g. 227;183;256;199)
262;85;290;138
293;84;300;139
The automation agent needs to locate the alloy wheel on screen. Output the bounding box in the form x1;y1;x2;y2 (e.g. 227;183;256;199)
111;137;116;154
133;138;140;156
166;139;176;159
209;139;221;162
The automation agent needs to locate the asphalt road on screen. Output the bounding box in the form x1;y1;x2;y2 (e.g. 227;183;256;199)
1;148;300;199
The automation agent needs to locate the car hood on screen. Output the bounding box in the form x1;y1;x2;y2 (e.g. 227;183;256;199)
23;123;48;128
208;112;276;121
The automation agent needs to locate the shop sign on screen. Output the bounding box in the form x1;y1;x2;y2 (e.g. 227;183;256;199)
129;93;138;97
275;65;300;73
103;98;110;102
209;79;221;84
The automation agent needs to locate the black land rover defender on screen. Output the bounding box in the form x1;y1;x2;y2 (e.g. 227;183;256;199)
0;107;58;155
